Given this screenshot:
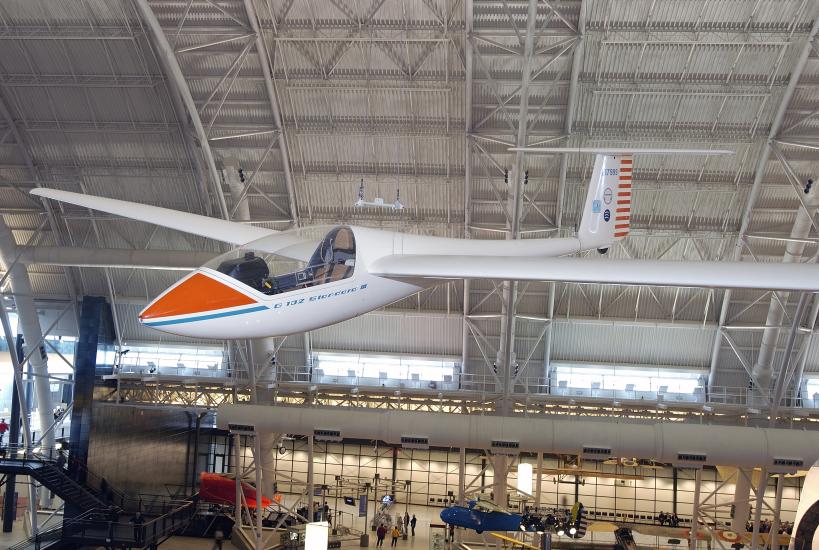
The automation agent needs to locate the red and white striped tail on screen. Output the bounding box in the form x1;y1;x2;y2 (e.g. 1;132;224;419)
577;153;632;250
614;156;632;239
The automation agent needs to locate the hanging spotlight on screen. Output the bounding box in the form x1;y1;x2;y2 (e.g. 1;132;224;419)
557;529;565;537
569;527;577;535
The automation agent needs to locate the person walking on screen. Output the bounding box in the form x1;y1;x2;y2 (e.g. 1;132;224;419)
410;515;417;536
390;526;400;547
212;528;225;550
404;512;410;532
376;524;387;547
130;512;145;546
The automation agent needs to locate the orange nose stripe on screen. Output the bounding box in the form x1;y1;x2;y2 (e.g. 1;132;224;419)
140;272;256;320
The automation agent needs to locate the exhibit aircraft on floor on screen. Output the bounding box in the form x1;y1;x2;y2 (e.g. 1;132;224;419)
31;148;819;340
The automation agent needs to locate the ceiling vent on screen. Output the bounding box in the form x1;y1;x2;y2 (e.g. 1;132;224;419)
491;440;520;455
314;429;342;442
771;457;804;474
674;452;707;468
581;446;613;461
227;423;256;435
400;436;430;450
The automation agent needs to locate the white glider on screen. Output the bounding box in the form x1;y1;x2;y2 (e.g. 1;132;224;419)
31;148;816;340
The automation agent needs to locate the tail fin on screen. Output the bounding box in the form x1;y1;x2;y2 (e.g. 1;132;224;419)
577;154;632;251
509;147;732;252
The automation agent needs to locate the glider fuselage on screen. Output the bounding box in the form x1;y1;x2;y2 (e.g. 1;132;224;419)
137;225;584;339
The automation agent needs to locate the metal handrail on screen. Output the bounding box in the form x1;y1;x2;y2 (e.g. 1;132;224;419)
111;364;810;407
60;498;197;547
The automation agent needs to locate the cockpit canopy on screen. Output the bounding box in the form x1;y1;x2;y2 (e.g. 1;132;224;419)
205;227;356;295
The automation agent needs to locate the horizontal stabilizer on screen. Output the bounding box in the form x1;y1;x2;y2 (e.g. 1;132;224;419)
370;255;819;292
509;147;734;155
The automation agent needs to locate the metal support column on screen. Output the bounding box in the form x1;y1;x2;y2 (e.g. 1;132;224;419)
458;448;466;506
247;341;258;404
0;306;33;533
2;367;21;532
690;469;702;550
733;469;753;531
67;296;112;518
492;455;509;510
751;468;769;550
461;0;474;383
254;435;264;550
133;0;229;220
708;14;819;391
241;0;299;225
535;453;543;509
769;475;785;550
234;433;243;528
0;219;54;469
307;435;315;522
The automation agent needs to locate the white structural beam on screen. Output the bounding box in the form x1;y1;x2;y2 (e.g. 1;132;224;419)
498;0;539;411
0;218;55;475
461;0;474;378
0;93;61;505
690;468;702;550
545;0;584;381
241;0;299;226
219;404;819;469
707;13;819;391
133;0;230;221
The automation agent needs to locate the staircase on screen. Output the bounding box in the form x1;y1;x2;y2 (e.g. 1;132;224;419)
33;462;107;511
0;458;108;512
0;453;196;549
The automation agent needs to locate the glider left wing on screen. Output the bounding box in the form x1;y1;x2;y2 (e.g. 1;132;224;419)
369;255;819;292
32;188;316;262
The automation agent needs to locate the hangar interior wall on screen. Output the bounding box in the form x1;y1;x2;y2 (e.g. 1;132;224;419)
83;406;805;527
87;403;193;496
244;439;804;526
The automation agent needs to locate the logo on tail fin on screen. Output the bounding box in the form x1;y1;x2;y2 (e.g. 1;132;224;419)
578;154;632;249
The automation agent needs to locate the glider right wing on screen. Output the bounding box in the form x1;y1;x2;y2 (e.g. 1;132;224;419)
369;255;819;292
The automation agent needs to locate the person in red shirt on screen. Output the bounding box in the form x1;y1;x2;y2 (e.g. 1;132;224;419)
0;418;8;446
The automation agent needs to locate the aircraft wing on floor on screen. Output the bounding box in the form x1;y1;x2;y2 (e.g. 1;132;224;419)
32;189;316;262
369;255;819;291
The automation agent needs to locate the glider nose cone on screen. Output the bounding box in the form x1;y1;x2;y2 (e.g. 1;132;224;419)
139;271;256;324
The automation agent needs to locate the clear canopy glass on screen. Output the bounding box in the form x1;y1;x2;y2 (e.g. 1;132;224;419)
204;226;356;295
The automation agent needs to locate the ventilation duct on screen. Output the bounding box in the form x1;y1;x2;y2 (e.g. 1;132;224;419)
218;405;819;469
750;184;819;397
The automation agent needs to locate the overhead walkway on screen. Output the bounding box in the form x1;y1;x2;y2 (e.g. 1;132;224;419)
102;367;819;428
